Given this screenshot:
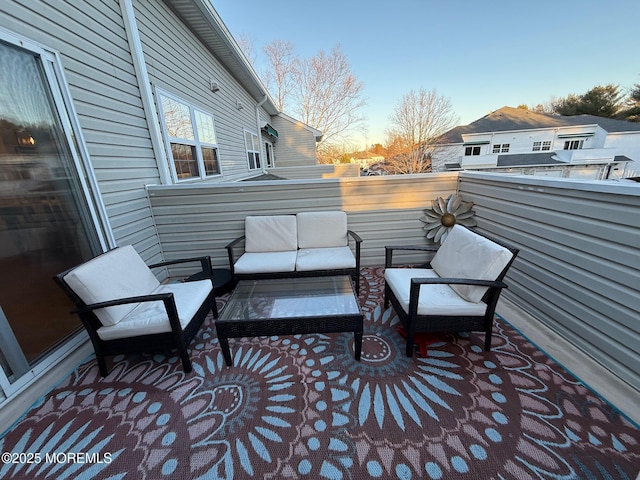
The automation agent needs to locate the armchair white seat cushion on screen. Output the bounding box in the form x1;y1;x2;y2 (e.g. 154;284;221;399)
296;246;356;271
384;268;487;316
233;251;297;274
296;211;348;248
430;224;513;302
62;245;161;326
97;280;213;341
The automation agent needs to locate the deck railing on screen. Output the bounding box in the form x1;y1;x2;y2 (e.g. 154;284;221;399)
147;171;640;391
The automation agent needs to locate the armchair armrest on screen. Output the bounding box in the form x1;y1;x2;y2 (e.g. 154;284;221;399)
149;256;213;278
74;292;182;333
385;245;439;268
408;277;508;316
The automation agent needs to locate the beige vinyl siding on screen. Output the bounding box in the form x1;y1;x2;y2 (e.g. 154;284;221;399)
134;0;267;181
458;172;640;391
146;173;459;271
271;115;318;166
0;0;165;261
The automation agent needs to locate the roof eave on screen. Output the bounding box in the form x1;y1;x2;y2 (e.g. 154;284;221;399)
162;0;279;115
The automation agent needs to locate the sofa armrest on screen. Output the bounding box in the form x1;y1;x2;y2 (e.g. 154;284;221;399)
74;292;183;334
348;230;362;270
225;236;246;274
347;230;362;243
385;245;439;268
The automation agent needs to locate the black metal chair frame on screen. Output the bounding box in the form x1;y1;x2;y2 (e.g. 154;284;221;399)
384;232;519;357
55;251;219;376
226;230;363;294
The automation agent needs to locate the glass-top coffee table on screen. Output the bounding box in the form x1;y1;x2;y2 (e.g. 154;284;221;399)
215;276;363;366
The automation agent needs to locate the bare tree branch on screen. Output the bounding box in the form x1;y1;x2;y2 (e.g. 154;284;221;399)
292;46;367;149
262;40;299;112
385;88;459;174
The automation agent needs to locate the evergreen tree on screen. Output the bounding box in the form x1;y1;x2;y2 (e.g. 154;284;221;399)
618;83;640;122
552;84;622;118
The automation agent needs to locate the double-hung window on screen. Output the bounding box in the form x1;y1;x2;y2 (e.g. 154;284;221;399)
245;130;261;170
157;90;221;181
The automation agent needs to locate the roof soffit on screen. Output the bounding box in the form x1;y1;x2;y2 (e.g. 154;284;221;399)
162;0;278;115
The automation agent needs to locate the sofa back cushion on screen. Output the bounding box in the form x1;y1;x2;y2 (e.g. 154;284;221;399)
63;245;160;326
297;211;348;249
430;225;513;303
245;215;298;252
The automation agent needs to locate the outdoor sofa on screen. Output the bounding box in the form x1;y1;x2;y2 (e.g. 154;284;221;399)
226;211;362;294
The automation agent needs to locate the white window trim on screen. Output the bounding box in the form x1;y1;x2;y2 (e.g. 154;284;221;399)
156;88;222;182
244;129;261;170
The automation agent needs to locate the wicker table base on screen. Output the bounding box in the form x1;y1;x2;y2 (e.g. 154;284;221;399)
215;276;363;366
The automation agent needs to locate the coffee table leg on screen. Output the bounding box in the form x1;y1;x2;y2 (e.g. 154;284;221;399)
219;337;233;366
354;331;363;361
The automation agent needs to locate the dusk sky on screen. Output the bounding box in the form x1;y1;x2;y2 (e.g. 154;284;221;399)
213;0;640;147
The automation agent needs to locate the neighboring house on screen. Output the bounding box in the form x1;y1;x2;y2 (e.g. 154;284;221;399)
270;112;323;167
0;0;320;415
432;106;640;179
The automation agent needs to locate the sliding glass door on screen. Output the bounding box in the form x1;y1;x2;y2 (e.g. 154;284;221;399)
0;37;105;394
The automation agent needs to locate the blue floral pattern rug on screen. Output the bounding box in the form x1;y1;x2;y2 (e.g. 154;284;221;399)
1;267;639;479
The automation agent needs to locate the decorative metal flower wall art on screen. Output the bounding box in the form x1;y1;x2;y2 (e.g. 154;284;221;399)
420;193;477;244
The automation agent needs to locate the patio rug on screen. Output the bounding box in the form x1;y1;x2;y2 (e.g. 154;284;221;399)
1;267;639;479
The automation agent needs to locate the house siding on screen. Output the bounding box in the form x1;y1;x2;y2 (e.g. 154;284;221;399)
458;172;640;391
134;0;272;181
271;115;319;166
0;0;165;261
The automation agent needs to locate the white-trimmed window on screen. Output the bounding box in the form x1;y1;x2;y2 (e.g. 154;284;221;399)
564;140;583;150
264;141;275;167
493;143;510;153
464;146;480;156
156;90;221;181
533;141;552;151
244;130;261;170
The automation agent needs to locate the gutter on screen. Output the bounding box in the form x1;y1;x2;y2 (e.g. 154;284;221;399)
256;94;268;174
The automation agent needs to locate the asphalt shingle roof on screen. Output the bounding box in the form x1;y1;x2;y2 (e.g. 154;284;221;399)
438;106;640;144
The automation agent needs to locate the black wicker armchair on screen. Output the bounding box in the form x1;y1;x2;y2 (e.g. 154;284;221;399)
384;226;519;357
54;245;218;376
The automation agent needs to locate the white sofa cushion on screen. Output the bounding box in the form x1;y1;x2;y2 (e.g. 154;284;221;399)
245;215;298;253
430;225;513;303
384;268;487;316
97;279;212;341
63;245;160;326
234;251;297;274
297;211;348;249
296;246;356;271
